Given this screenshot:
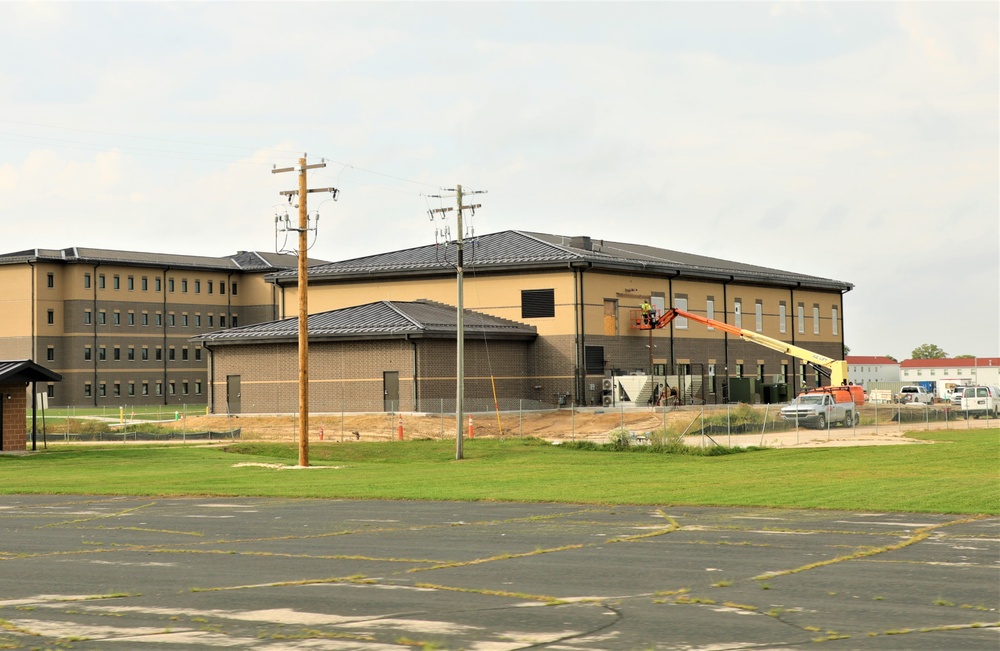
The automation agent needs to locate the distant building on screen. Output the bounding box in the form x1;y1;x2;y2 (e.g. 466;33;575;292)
0;247;324;407
845;356;900;386
900;358;1000;398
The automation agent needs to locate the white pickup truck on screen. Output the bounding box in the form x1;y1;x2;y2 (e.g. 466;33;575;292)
780;393;859;429
897;385;934;404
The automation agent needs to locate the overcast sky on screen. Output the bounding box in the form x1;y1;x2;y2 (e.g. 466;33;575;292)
1;2;997;360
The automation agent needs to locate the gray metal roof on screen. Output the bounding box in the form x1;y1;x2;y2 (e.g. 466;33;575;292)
0;360;62;383
192;300;537;346
0;247;327;272
267;230;852;291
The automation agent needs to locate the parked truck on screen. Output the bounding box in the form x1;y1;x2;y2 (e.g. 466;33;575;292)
896;385;934;405
780;392;859;429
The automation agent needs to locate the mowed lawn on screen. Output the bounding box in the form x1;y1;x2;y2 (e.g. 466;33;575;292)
1;430;997;514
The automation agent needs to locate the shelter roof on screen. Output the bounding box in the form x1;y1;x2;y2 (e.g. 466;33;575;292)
0;360;62;384
192;300;537;345
266;230;852;291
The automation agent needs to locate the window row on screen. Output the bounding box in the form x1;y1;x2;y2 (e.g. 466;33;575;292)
83;311;237;328
83;346;203;362
82;380;203;398
80;273;238;296
670;296;840;337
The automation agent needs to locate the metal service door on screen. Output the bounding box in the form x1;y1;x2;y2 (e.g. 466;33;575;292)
226;375;241;414
383;371;399;412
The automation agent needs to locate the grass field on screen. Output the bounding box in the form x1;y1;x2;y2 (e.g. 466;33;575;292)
1;429;996;514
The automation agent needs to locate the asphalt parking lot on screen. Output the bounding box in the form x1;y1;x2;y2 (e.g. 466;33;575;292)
0;496;997;650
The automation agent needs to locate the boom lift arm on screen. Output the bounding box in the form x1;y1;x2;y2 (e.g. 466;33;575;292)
640;307;848;387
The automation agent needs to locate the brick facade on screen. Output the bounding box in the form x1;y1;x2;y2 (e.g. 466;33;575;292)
0;382;27;451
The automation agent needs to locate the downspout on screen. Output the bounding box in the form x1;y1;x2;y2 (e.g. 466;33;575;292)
722;276;733;403
407;335;418;411
162;267;170;406
92;262;100;406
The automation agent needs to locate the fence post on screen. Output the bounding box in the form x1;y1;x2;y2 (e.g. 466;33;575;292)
519;399;523;439
571;401;575;441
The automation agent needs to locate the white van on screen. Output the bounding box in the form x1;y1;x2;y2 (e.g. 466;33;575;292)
956;386;1000;419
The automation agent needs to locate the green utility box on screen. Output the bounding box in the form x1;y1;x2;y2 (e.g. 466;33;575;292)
728;378;761;404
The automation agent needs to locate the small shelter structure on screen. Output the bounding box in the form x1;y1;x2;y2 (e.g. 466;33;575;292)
0;360;62;452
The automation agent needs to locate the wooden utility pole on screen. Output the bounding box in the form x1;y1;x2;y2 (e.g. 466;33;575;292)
428;184;484;460
273;155;335;467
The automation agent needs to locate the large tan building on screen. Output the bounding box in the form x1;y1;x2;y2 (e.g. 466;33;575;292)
202;231;852;411
0;248;313;407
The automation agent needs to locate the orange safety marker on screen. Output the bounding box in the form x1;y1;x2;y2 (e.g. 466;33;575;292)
468;415;474;439
397;415;404;441
319;426;324;441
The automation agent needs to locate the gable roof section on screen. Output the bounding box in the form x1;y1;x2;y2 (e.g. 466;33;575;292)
0;247;326;272
845;356;899;365
268;230;852;291
0;360;62;383
900;357;1000;369
192;300;537;345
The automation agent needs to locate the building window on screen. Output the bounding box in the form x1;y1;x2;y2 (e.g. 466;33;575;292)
99;311;106;325
195;314;201;327
168;348;175;361
182;381;189;395
126;312;134;326
113;311;121;326
46;346;54;362
207;280;213;294
84;384;92;397
142;382;149;396
231;315;238;327
128;382;135;397
231;282;238;296
127;346;135;361
220;315;226;328
207;315;214;327
47;309;54;325
99;347;107;361
182;314;189;327
155;347;162;361
831;306;839;336
141;347;149;361
84;273;91;289
706;298;715;330
113;275;120;290
521;289;555;318
99;383;107;397
169;382;176;395
181;279;188;293
194;347;202;361
127;276;134;290
156;382;163;396
142;313;149;326
584;345;605;375
141;276;148;291
155;313;162;327
168;278;175;292
813;305;820;335
181;348;189;361
169;314;176;327
755;301;763;333
219;282;225;295
673;297;688;329
113;347;121;361
155;277;162;292
734;300;742;329
46;273;54;288
194;280;201;294
84;346;92;361
195;381;202;395
99;274;106;289
797;304;805;334
779;303;787;334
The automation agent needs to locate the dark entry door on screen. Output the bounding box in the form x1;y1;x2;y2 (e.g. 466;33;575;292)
383;371;399;412
226;375;241;414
